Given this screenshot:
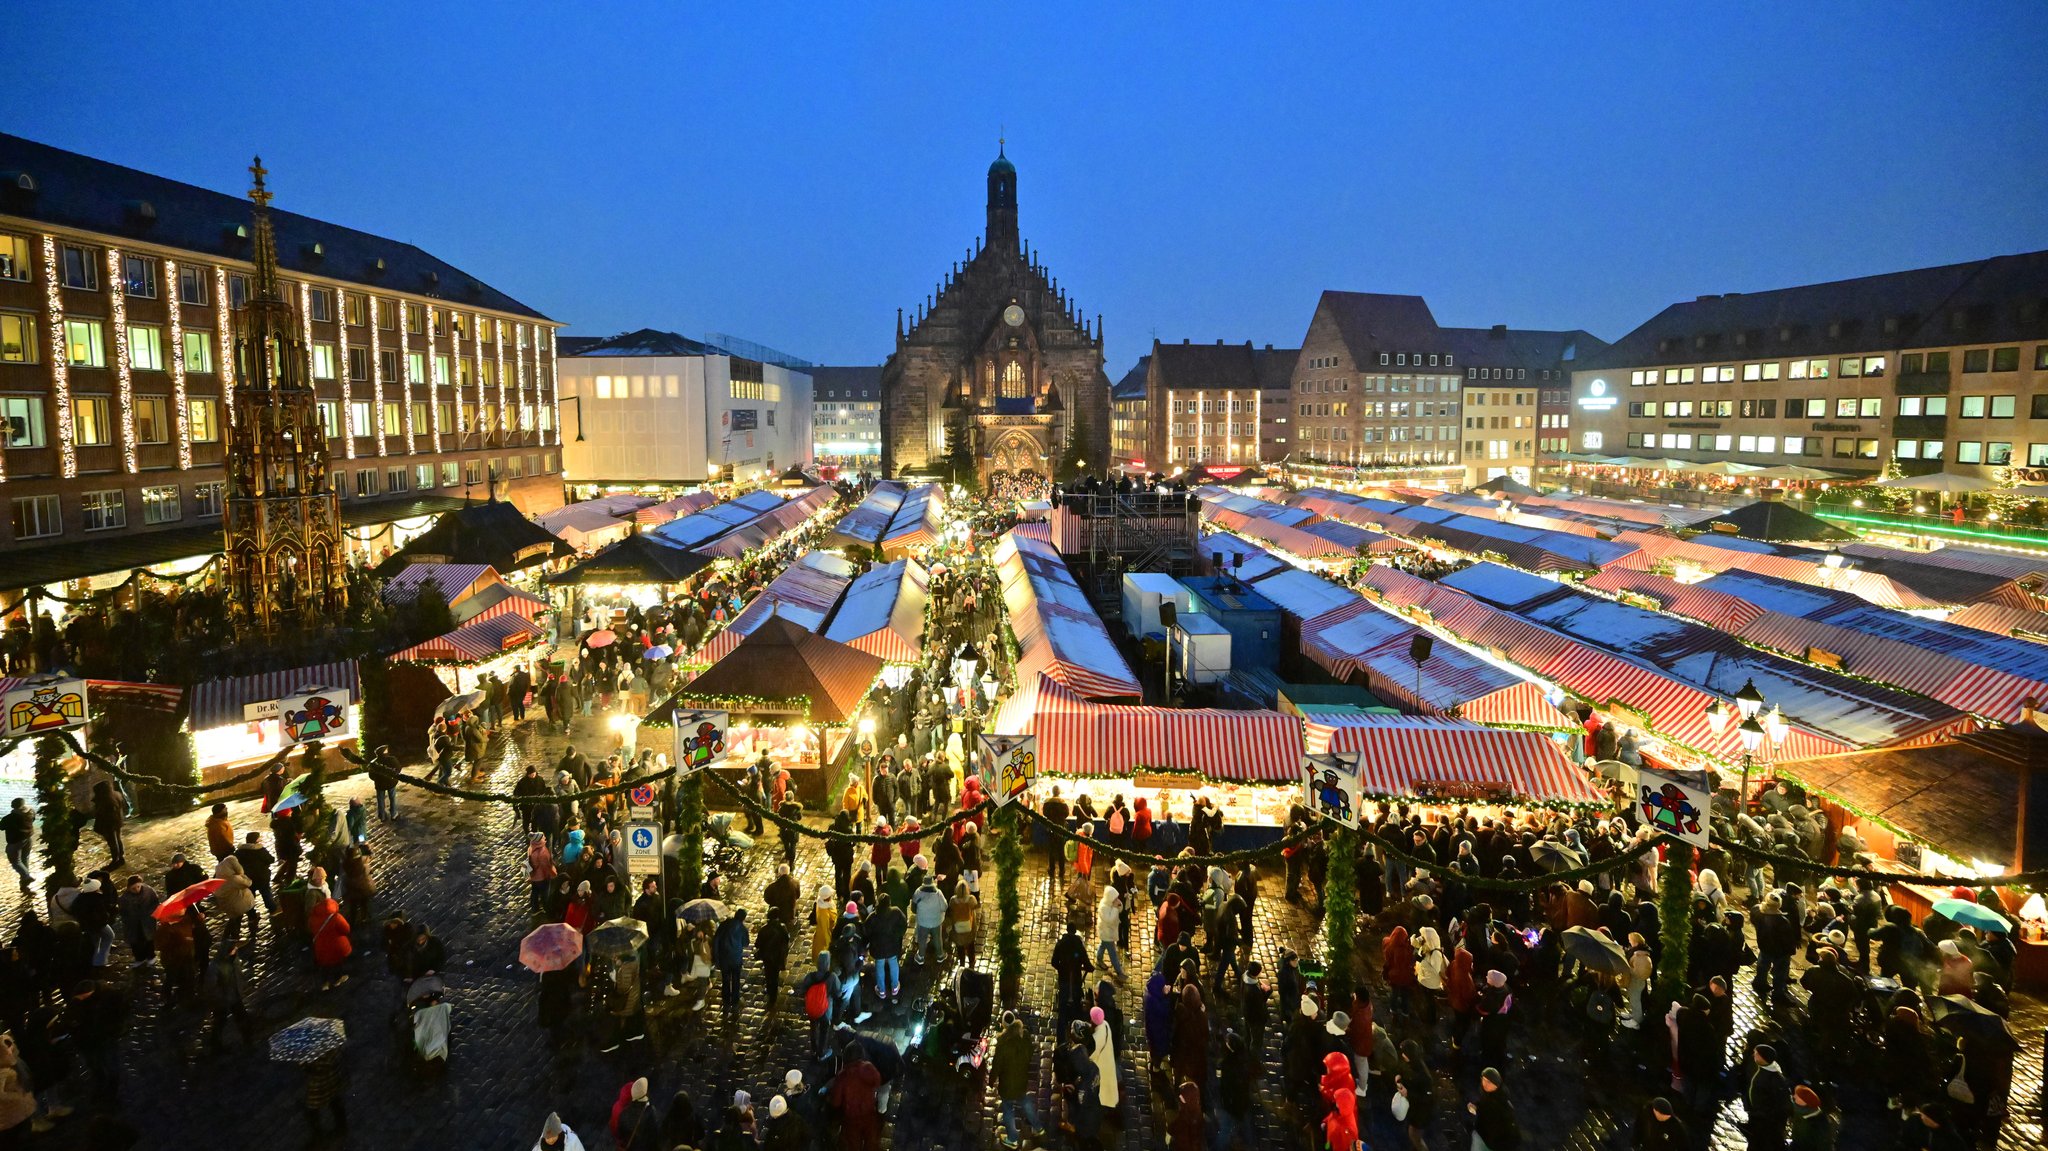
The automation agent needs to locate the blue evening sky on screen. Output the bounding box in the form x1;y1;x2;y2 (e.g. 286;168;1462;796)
12;2;2047;372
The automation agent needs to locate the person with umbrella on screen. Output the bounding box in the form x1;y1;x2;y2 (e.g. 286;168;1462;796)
307;883;352;990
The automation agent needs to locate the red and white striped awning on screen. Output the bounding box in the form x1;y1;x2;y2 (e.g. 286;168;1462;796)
823;558;929;664
699;551;857;663
1584;568;1766;633
1304;716;1602;805
1301;604;1564;729
1022;676;1302;781
187;660;360;731
390;613;545;665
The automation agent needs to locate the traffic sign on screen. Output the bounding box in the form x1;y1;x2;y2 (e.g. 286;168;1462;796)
625;821;662;877
628;784;657;810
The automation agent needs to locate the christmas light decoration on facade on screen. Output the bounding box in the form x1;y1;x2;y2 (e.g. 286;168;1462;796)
213;265;237;428
547;329;560;447
398;302;415;454
369;295;386;456
106;247;138;473
471;311;486;441
493;320;506;443
426;305;443;452
41;235;76;478
514;322;529;442
336;292;354;457
164;257;193;469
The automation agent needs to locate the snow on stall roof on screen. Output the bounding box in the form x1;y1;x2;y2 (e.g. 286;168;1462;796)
1708;570;2048;681
1125;572;1189;595
1697;570;1867;620
824;558;926;646
1253;567;1361;622
1197;532;1293;583
1437;563;1571;611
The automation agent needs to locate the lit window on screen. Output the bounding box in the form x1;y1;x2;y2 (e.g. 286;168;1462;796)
81;489;125;531
1956;441;1983;463
64;319;106;367
1960;396;1986;418
1;394;46;447
141;484;180;524
416;464;434;490
188;399;219;442
72;396;111;445
136;396;168;443
1990;395;2016;419
0;313;33;363
184;330;214;373
312;343;337;380
1896;440;1919;459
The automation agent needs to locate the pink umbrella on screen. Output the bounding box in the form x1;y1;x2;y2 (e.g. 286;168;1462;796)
584;630;617;649
519;922;584;973
153;878;224;922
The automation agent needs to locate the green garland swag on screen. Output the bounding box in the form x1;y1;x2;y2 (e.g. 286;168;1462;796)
45;730;288;797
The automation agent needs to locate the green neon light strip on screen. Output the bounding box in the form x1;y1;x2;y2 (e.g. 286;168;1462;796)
1813;510;2048;550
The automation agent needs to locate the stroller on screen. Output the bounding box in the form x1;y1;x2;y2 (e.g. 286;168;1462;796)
914;966;992;1075
404;973;451;1066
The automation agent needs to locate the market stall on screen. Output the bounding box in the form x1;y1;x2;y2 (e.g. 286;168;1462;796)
698;550;858;664
995;530;1143;701
1303;714;1601;806
877;483;946;557
370;500;573;580
649;615;884;808
822;557;929;676
826;481;908;551
692;486;839;561
186;660;360;780
535;495;659;554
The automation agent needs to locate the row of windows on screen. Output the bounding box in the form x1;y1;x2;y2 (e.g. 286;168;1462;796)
0;316;219;372
10;482;223;540
1377;351;1451;368
1169;423;1258;437
1626;394;2038;421
1171;398;1257;414
1466;367;1560;381
2;394;221;450
1466;440;1532;460
1623;347;2048;388
1465;415;1533;430
1465;392;1531;406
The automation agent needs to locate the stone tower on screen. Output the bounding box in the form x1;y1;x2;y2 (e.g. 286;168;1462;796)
879;142;1110;483
221;158;345;640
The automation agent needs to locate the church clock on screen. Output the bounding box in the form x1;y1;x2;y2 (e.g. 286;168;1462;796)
1002;303;1025;328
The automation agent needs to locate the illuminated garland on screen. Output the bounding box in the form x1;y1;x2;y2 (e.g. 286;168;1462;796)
638;692;816;724
426;306;443;452
447;308;463;436
105;247;137;473
337;291;354;458
546;328;560;447
164;258;192;469
492;321;505;445
398;304;415;453
471;312;485;441
514;323;529;444
213;265;236;429
299;281;316;438
369;295;386;456
43;235;76;478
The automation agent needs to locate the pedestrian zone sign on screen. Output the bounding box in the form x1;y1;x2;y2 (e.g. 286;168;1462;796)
1634;766;1710;849
977;733;1037;807
626;821;662;877
1302;752;1363;829
672;710;730;777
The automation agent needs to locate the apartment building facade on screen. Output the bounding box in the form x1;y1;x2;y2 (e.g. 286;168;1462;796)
0;134;563;591
809;365;882;469
1140;339;1298;472
1109;354;1150;472
1452;324;1599;486
1569;250;2048;478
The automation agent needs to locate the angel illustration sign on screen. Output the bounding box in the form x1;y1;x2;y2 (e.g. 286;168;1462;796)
673;710;730;777
1633;766;1710;849
4;677;90;737
1301;752;1363;829
279;688;354;745
976;733;1037;807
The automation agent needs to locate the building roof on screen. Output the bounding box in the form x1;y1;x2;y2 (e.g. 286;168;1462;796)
1111;355;1151;401
1255;345;1300;391
1577;248;2048;371
1773;729;2039;870
1444;326;1607;370
0;133;548;320
1151;341;1258;391
809;365;883;402
559;328;717;357
372;500;573;576
1694;499;1857;543
1313;291;1442;364
658;614;884;724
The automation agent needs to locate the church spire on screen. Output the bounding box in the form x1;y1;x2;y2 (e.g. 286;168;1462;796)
248;156;284;304
986;140;1018;254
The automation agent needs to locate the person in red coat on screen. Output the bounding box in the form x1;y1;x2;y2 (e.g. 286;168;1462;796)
307;890;352;989
1320;1051;1360;1150
829;1044;882;1151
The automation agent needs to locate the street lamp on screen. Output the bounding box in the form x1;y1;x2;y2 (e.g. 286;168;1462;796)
1712;678;1771;813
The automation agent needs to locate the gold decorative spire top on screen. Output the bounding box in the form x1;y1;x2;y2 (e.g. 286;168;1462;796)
246;154;282;302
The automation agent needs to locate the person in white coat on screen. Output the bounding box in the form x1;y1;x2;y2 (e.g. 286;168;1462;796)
533;1111;584;1151
1094;887;1125;979
1089;1006;1119;1111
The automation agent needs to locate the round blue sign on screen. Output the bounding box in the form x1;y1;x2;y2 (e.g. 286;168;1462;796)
630;827;655;849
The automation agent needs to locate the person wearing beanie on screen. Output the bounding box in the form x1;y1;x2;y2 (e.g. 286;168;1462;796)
610;1077;660;1151
534;1111;584;1151
992;1012;1044;1147
1789;1085;1836;1150
1745;1044;1792;1150
1284;991;1325;1114
760;1092;811;1151
1468;1067;1520;1151
1631;1096;1691;1151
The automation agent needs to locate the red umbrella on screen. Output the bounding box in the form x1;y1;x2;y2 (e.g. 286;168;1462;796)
519;922;584;973
584;630;617;649
153;878;224;922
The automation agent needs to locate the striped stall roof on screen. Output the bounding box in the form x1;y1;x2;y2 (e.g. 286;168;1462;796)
187;661;359;731
699;550;858;663
823;557;929;664
1303;716;1602;805
828;482;909;546
1301;601;1564;728
1196;533;1293;583
390;612;546;665
996;530;1143;700
880;484;946;552
1947;602;2048;644
1021;675;1302;781
1583;569;1766;632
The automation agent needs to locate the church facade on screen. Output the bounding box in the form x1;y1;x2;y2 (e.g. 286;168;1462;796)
880;146;1111;484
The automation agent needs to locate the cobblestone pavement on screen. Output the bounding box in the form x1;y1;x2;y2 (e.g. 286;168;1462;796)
3;716;2043;1150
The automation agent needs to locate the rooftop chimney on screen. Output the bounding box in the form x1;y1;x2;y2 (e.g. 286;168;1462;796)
1489;324;1507;339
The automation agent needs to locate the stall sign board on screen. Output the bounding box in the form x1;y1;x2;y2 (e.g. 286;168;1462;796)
1412;778;1512;804
1134;771;1206;791
4;677;89;738
977;734;1037;807
1302;752;1363;829
625;821;662;877
1634;766;1710;849
672;710;731;777
279;688;354;745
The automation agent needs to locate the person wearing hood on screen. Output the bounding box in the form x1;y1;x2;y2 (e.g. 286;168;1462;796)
561;828;587;868
1171;983;1209;1096
116;875;160;967
204;803;235;861
611;1077;661;1151
306;883;352;990
796;952;836;1058
908;875;946;966
1935;939;1975;997
1167;1079;1205;1149
1384;925;1418;1015
1412;926;1446;1022
813;884;841;964
992;1012;1045;1148
828;1041;882;1151
1395;1038;1435;1151
1051;923;1094;1021
341;844;375;932
760;1091;810;1151
718;1089;758;1150
532;1111;584;1151
1468;1066;1520;1151
1320;1051;1360;1151
1094;886;1125;979
1745;1043;1792;1150
826;810;858;901
89;779;126;869
344;797;369;847
1143;968;1176;1083
526;834;556;912
712;908;749;1013
1213;1029;1255;1150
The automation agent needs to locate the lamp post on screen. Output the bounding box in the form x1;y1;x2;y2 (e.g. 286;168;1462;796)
1158;600;1178;703
1706;678;1771;814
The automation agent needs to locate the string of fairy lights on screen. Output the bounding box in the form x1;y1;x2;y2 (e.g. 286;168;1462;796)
103;248;137;474
163;257;193;470
368;295;386;456
397;300;416;454
212;264;237;429
41;235;76;478
336;291;354;458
